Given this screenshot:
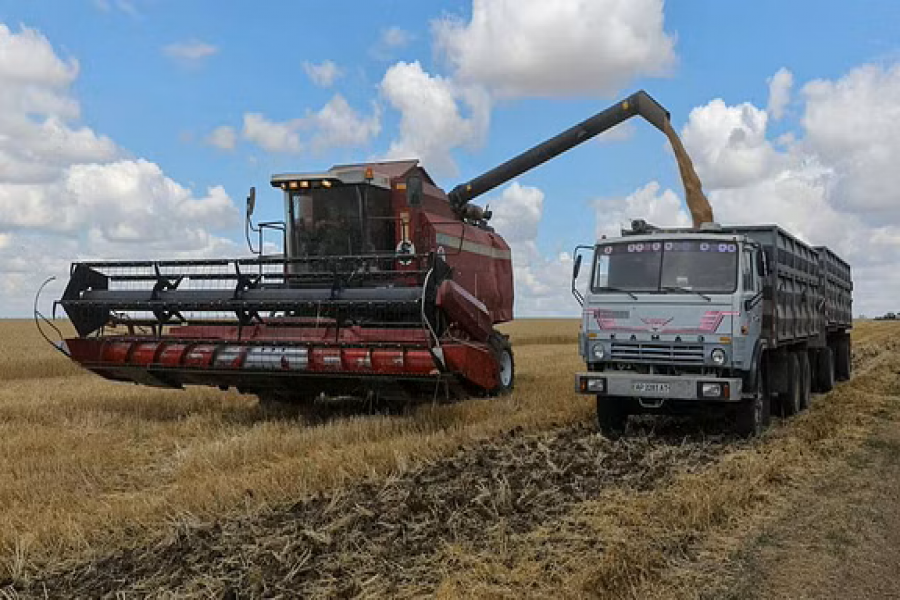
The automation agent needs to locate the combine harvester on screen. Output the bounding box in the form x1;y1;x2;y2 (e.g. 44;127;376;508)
47;91;673;408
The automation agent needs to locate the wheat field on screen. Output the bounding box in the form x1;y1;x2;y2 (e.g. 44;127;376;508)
0;318;898;597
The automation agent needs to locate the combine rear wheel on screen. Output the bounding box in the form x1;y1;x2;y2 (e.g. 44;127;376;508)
487;331;515;396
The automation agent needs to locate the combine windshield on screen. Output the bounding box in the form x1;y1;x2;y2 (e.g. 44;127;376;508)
592;240;738;294
287;185;394;257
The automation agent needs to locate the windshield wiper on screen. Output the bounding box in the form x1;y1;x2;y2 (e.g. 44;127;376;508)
595;286;639;300
661;286;711;302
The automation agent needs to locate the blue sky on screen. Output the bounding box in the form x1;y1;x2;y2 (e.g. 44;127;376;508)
1;0;900;317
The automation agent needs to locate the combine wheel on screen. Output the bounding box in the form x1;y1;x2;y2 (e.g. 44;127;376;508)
487;331;515;396
834;335;852;382
797;351;811;411
735;361;771;437
813;347;835;393
596;396;628;439
780;353;802;417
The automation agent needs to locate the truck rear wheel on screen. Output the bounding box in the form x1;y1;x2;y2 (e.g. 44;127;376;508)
736;362;771;437
814;347;835;393
596;396;628;439
834;335;852;381
797;351;811;411
780;353;802;417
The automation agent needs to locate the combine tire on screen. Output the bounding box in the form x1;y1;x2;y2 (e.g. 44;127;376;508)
780;353;802;417
797;351;811;411
834;336;852;381
736;362;770;437
596;396;628;439
487;331;515;396
813;347;835;393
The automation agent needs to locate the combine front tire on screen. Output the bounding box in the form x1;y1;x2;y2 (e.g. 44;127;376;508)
596;396;628;439
487;331;515;396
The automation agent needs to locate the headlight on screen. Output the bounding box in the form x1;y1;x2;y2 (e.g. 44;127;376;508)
710;348;727;365
701;383;722;397
592;344;606;360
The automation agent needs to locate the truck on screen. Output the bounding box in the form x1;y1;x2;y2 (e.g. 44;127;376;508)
573;220;853;437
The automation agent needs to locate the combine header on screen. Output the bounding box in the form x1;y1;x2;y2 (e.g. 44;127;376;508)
50;90;672;406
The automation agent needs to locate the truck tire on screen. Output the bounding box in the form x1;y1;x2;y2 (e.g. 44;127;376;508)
834;336;852;382
596;396;628;439
736;362;771;437
814;347;835;393
780;353;802;417
797;351;811;411
487;331;515;396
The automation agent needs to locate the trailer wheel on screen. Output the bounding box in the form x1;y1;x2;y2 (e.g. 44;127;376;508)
487;331;515;396
813;347;835;393
797;351;811;411
834;335;852;382
596;396;628;439
736;361;771;437
780;353;802;417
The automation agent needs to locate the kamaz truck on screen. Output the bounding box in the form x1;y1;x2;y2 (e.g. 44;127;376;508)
573;220;853;437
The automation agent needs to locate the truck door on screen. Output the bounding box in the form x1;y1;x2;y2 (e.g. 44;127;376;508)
740;246;764;365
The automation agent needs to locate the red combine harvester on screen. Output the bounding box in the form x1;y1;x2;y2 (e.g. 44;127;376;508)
50;90;670;406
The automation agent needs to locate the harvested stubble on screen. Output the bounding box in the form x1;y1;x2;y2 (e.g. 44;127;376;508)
0;319;582;583
1;319;898;599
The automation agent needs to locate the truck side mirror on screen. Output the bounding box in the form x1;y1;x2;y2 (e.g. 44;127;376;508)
246;187;256;218
406;175;423;207
573;254;583;280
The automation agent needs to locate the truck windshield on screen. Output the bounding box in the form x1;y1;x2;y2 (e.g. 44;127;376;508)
287;185;394;257
592;240;738;294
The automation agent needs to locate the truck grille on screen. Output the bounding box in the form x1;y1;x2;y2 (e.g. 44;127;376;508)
610;342;705;364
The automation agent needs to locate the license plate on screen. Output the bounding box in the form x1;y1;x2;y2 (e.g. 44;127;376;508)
632;382;670;394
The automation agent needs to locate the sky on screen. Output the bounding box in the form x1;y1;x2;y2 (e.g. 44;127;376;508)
1;0;900;318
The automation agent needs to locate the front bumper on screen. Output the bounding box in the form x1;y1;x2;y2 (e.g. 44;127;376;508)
575;371;743;402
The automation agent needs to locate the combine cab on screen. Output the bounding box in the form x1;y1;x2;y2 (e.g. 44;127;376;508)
52;90;672;408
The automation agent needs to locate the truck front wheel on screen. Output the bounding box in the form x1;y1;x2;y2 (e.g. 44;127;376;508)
596;396;628;439
736;362;771;437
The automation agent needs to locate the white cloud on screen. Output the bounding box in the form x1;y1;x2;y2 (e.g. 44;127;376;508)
680;99;782;189
479;183;580;316
678;63;900;316
242;113;303;153
303;60;342;87
306;94;380;152
767;67;793;120
380;61;489;176
205;125;237;150
0;23;240;317
594;182;691;240
238;94;380;154
162;40;218;63
382;26;413;48
434;0;676;97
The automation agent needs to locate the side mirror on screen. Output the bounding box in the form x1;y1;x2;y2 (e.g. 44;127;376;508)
246;187;256;218
573;254;583;280
406;175;423;207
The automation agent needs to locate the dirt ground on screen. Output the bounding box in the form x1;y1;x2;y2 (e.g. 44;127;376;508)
695;404;900;600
